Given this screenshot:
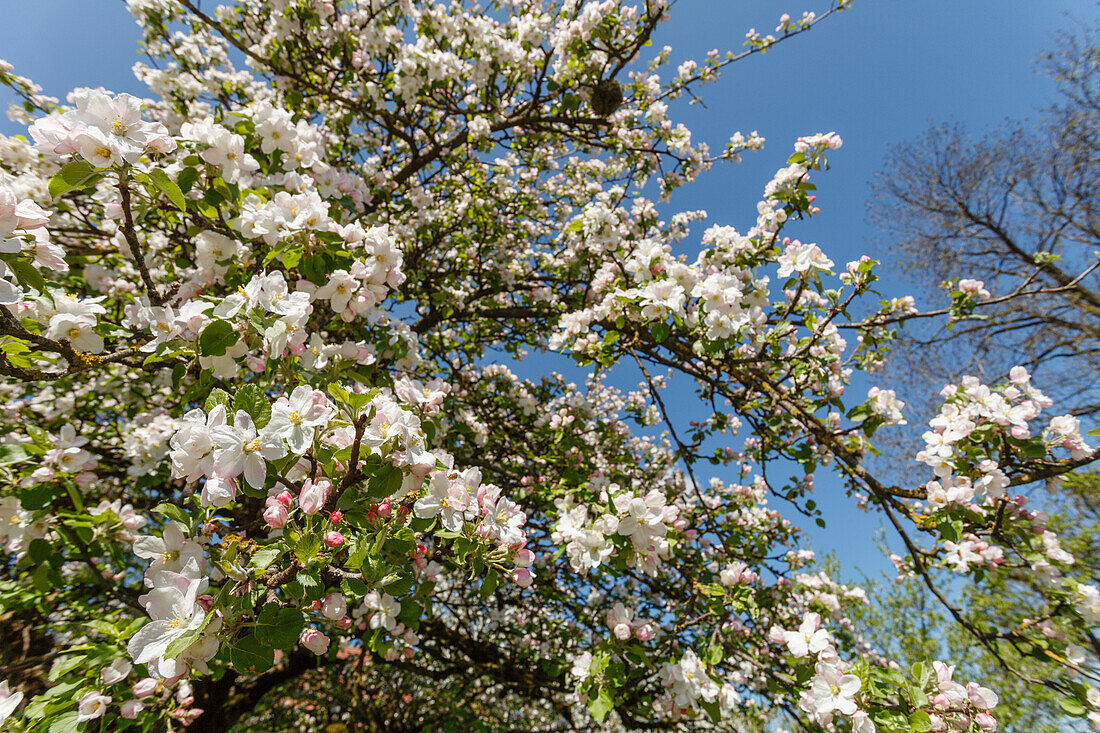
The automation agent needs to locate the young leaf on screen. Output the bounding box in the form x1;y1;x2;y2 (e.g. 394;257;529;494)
234;383;271;428
205;388;232;412
8;260;46;294
47;160;98;199
227;634;275;674
149;168;187;211
199;319;239;356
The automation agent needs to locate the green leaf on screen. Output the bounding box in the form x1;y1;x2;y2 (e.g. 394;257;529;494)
205;388;232;412
148;168;187;211
255;605;304;649
199;319;239;356
164;626;202;660
19;483;58;510
8;259;46;294
588;687;614;722
479;570;499;599
367;464;404;500
27;538;52;563
589;651;610;676
937;519;962;544
346;536;370;570
650;322;670;343
0;443;29;465
177;166;200;193
1060;696;1087;716
47;712;81;733
699;698;722;724
151;504;190;531
234;383;271;428
293;533;323;563
48;655;86;682
227;634;275;674
48;160;97;199
386;573;415;597
249;545;283;573
908;711;932;731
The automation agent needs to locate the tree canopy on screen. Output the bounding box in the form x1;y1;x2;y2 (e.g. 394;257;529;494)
0;2;1097;732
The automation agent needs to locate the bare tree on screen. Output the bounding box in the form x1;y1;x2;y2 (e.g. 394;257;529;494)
872;20;1100;422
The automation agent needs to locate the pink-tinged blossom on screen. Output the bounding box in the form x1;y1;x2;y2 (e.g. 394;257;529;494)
394;377;451;413
967;681;999;709
169;405;227;482
478;493;527;546
127;561;207;677
263;499;288;529
321;593;347;621
365;591;400;631
0;682;23;723
852;710;877;733
200;475;236;509
803;662;860;715
777;240;833;278
300;628;330;655
660;649;719;707
121;700;144;719
299;478;332;515
606;602;634;640
101;658;132;684
267;386;335;454
784;612;831;657
77;691;111;722
569;651;592;681
512;567;534;587
211;411;287;489
415;471;475;531
132;522;202;577
132;678;157;698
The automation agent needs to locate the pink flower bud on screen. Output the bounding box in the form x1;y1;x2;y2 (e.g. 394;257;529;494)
514;548;534;567
330;510;344;525
299;628;330;655
121;700;144;719
299;479;331;515
323;530;345;548
321;592;347;621
275;490;293;508
635;623;655;642
377;502;392;518
132;678;157;699
967;682;998;710
263;502;288;529
975;712;997;731
512;568;534;587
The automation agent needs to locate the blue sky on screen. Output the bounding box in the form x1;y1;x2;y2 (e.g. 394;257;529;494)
1;0;1095;576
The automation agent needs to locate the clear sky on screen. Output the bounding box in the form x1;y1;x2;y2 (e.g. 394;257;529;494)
1;0;1096;576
